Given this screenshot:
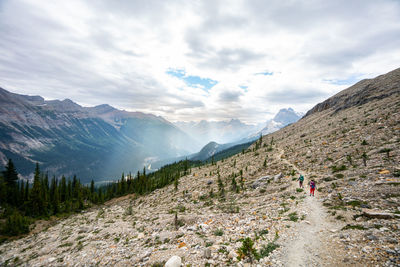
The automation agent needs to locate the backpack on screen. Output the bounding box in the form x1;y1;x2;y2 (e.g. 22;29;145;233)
299;175;304;182
310;181;315;189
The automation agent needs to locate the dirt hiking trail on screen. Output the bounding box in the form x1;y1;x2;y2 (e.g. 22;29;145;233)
276;149;344;267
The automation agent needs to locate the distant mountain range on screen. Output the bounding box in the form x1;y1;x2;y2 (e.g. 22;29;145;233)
173;119;264;147
0;88;199;182
183;108;303;162
174;108;302;146
0;87;303;182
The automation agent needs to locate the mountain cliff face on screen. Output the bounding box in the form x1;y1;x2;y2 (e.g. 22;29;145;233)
0;88;199;182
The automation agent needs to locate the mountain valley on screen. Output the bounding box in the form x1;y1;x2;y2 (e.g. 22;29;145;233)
0;68;399;266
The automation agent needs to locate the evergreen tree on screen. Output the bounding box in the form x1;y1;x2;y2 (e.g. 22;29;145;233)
90;180;95;197
29;163;44;217
120;173;126;195
231;176;238;193
217;174;225;198
0;174;6;205
19;180;25;206
174;175;179;191
3;159;19;205
60;175;67;202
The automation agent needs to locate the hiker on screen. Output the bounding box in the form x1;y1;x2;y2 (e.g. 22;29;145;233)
297;174;304;188
309;179;316;196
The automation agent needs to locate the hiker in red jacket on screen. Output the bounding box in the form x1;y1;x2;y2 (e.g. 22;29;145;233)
309;179;316;196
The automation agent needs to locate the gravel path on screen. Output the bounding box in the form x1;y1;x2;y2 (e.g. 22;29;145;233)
278;149;341;267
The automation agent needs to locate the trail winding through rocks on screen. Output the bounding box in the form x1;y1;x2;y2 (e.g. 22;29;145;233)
276;149;342;267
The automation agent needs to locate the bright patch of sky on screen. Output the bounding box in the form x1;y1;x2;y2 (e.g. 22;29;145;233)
323;74;365;86
0;0;399;124
255;71;274;76
166;69;218;91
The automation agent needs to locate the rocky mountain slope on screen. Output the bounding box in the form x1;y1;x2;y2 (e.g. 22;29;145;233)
0;88;199;182
0;67;399;266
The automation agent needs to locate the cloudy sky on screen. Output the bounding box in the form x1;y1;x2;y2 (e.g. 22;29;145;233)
1;0;399;124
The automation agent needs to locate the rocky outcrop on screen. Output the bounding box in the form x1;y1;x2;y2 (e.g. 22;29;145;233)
304;67;400;117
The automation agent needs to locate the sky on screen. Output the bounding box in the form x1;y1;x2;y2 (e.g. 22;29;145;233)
0;0;400;124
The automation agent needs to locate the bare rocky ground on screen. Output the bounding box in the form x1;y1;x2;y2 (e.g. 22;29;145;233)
0;69;399;266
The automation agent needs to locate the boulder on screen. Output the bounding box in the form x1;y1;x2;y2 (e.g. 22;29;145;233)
362;209;397;219
252;175;271;189
203;248;211;259
274;173;283;182
165;255;182;267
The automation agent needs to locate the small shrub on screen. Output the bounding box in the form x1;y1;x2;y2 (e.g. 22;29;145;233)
296;188;303;193
259;242;279;258
237;237;260;263
259;229;269;236
152;262;166;267
288;212;298;222
335;173;344;179
335;215;345;220
361;140;368;145
331;165;347;173
214;229;224;236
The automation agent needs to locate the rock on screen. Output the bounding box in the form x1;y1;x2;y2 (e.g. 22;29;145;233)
362;209;396;219
386;237;398;244
79;227;90;233
274;173;283;182
252;175;271;188
207;180;213;185
228;250;238;260
204;248;211;259
138;233;145;239
366;234;378;241
165;256;182;267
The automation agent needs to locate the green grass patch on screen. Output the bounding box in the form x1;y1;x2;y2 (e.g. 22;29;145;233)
288;212;298;222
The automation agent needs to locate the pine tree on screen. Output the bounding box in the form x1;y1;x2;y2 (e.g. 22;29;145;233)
60;175;67;202
29;163;44;217
3;159;19;205
174;176;179;191
19;180;25;206
0;174;6;205
217;174;225;199
231;176;238;193
120;173;126;195
90;180;95;198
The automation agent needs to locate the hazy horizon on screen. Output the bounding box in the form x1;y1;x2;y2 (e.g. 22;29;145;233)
1;0;400;124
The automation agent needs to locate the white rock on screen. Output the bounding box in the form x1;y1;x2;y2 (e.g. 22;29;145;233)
165;256;182;267
228;250;238;260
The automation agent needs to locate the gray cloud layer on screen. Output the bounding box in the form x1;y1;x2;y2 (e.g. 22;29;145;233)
0;0;399;123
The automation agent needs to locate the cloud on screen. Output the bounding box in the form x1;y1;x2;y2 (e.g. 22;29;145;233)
0;0;399;124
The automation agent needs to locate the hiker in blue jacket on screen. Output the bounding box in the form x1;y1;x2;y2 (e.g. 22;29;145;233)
297;174;304;188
